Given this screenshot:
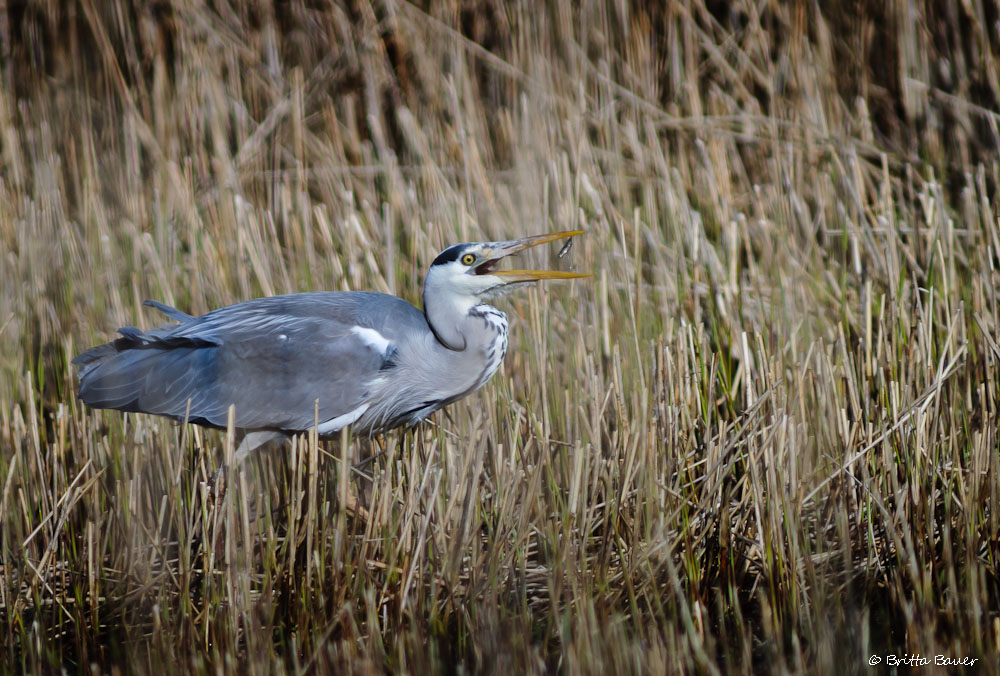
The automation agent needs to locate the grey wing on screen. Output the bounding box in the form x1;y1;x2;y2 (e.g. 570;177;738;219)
143;299;194;321
75;296;396;432
209;314;391;430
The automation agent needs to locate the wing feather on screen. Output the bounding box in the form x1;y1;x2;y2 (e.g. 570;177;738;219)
75;292;421;433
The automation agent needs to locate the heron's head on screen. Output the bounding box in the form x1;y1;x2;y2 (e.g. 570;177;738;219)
423;230;587;306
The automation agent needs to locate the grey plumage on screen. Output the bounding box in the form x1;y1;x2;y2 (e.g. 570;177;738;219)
74;231;585;457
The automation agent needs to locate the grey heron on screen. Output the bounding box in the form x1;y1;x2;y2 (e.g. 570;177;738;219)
74;230;585;462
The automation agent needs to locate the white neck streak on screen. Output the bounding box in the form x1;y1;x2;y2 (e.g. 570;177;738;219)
423;285;475;350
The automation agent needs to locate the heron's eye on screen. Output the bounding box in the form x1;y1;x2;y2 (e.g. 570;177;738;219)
461;253;476;266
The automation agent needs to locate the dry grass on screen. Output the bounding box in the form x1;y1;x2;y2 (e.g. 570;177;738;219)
2;1;999;673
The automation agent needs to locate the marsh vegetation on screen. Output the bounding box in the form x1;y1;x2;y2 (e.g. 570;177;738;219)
2;1;998;673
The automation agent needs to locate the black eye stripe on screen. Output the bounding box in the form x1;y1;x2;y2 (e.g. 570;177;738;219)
431;244;465;266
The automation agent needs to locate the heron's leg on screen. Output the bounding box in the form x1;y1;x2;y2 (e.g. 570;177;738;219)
211;430;289;502
342;436;385;523
234;430;288;466
353;434;388;473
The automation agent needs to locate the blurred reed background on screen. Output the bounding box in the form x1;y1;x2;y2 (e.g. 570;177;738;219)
1;1;998;673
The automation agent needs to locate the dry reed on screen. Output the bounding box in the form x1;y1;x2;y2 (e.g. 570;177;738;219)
1;1;998;674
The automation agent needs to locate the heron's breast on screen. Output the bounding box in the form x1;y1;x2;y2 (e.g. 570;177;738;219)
471;305;509;389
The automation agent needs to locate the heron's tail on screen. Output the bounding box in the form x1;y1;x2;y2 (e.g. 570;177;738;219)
72;342;120;382
73;327;175;412
73;300;216;415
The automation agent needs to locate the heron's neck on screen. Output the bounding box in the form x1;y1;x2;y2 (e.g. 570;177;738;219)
423;291;499;352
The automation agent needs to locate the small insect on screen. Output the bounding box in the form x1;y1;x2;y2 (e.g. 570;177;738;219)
558;235;574;258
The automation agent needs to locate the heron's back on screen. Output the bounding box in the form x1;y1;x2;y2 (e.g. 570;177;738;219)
74;292;432;432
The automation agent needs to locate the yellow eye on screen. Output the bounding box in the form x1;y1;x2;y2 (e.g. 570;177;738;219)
461;253;476;265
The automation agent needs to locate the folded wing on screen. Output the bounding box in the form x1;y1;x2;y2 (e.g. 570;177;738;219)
74;294;400;432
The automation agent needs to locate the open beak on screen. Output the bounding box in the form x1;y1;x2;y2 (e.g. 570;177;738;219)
478;230;589;282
